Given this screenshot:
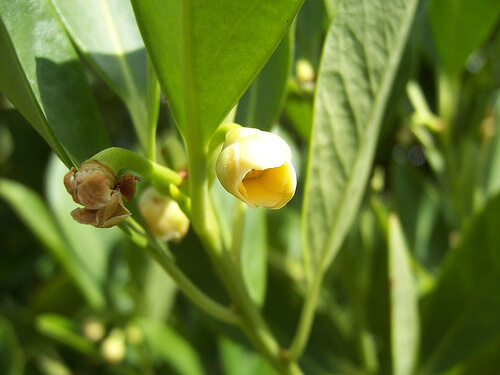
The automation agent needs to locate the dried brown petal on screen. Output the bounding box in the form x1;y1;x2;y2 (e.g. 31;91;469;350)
79;160;117;186
71;207;98;226
117;174;140;202
64;160;137;228
64;168;79;204
70;192;131;228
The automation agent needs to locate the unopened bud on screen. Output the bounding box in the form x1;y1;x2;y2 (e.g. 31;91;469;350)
100;329;126;364
139;186;190;241
82;318;105;342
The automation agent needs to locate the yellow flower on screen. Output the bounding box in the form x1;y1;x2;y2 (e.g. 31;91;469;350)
216;126;296;209
139;186;190;241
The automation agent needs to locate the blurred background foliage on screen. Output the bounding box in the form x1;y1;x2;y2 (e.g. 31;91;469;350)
1;0;500;374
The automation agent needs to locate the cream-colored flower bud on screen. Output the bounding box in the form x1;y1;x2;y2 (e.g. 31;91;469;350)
216;126;296;209
82;318;106;342
139;186;190;241
100;329;126;364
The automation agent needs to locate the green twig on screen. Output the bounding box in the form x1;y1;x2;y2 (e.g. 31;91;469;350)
146;56;161;162
406;80;443;133
92;147;191;216
121;219;240;325
286;266;325;362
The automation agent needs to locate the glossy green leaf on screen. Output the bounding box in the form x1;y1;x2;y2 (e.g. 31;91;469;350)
235;30;293;131
388;214;419;375
0;0;110;166
49;0;149;150
0;177;106;309
303;0;419;273
130;0;304;141
419;193;500;373
219;336;277;375
240;207;268;306
428;0;500;76
137;318;206;375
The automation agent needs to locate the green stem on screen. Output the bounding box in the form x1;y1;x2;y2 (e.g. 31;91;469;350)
286;266;325;361
231;200;247;260
146;56;161;162
121;219;240;325
92;147;191;215
406;80;443;133
93;147;181;185
185;122;303;373
127;101;149;154
438;70;465;225
179;2;302;371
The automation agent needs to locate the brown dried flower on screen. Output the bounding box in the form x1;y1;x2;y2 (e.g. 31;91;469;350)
64;160;139;228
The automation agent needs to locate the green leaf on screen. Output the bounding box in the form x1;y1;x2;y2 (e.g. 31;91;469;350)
36;314;98;358
419;192;500;373
44;154;121;308
137;318;206;375
0;0;110;166
219;336;277;375
483;95;500;199
428;0;500;76
130;0;304;141
0;176;106;309
0;316;25;375
49;0;149;150
35;353;72;375
240;208;268;306
303;0;419;273
388;214;419;375
235;30;293;131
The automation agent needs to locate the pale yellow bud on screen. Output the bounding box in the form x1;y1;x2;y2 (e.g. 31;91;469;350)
216;126;296;209
139;186;190;241
296;58;315;84
100;329;126;364
82;318;105;342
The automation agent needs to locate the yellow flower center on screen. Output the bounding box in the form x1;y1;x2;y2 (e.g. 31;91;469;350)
238;163;294;208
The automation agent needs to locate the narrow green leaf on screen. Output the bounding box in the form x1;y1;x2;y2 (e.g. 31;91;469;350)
36;314;98;358
483;96;500;199
0;0;110;165
219;336;277;375
45;154;121;307
0;316;25;375
235;30;293;131
419;193;500;373
50;0;149;150
138;318;206;375
388;214;419;375
428;0;500;76
240;208;268;306
130;0;304;141
0;177;106;309
35;353;72;375
303;0;419;273
138;257;178;321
